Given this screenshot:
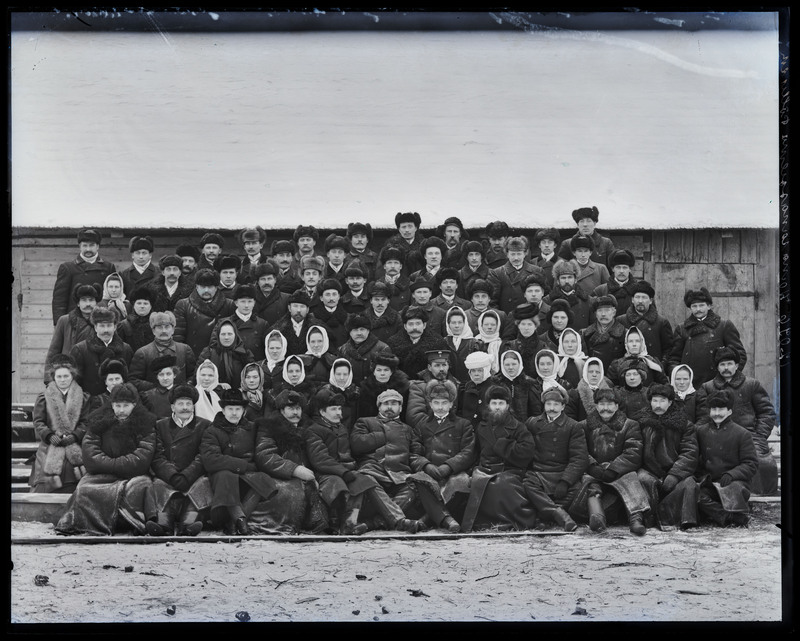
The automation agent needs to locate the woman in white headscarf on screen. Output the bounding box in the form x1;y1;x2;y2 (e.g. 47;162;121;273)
670;364;697;422
313;356;360;428
304;325;337;389
607;326;668;387
475;310;503;374
488;349;541;421
565;356;613;422
531;349;571;407
556;327;587;390
444;306;478;383
270;354;316;405
261;329;288;392
194;359;223;421
98;272;130;321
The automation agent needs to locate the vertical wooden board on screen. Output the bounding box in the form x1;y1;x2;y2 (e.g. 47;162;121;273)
693;230;710;263
724;295;756;380
12;248;24;403
721;230;741;264
663;231;684;263
653;263;689;330
754;229;779;407
650;231;665;262
680;232;694;263
706;230;724;264
739;229;759;264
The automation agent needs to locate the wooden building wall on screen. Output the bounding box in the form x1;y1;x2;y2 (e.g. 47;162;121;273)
11;227;779;409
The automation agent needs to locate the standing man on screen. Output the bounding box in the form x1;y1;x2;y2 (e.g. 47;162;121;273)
237;227;269;285
404;279;447;337
46;284;101;377
175;244;201;283
52;229;117;324
346;222;378;282
210;284;269;361
197;233;225;272
616;280;673;364
592;249;638;317
376;246;411;311
322;234;352;285
252;262;290;328
487;236;546;314
120;236;158;296
214;255;242;300
543;259;592;331
483;221;510;269
271;239;304;294
668;287;747;387
530;228;561;289
433;267;472;312
293;225;322;264
571;236;609;299
558;206;616;268
582;294;626;371
147;254;195;313
386;307;449;381
409;236;448;295
385;212;425;274
457;240;490;300
337;314;392;386
439;216;469;269
69;307;134;396
173;268;236;358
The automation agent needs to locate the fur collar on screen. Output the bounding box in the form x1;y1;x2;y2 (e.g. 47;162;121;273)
712;370;746;389
684;309;721;334
585;409;627;434
188;289;229;317
255;413;311;452
583;320;625;343
636;402;688;434
550;284;588;302
625;304;659;326
88;403;155;438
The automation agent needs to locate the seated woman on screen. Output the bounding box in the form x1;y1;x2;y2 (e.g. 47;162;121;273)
200;388;278;535
30;354;91;493
115;287;155;353
499;303;554;379
251;390;329;534
565;357;614;422
615;362;651;419
670;364;697;423
444;306;478;383
487;350;541;422
474;310;503;375
531;349;572;403
194;359;223;422
607;326;668;387
313;357;360;429
141;355;178;419
269;354;318;406
97;272;131;322
357;354;411;421
304;325;337;389
556;327;587;391
241;361;269;421
259;329;288;391
56;383;157;535
198;320;254;390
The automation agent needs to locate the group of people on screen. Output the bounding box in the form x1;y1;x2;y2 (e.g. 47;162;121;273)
33;207;778;537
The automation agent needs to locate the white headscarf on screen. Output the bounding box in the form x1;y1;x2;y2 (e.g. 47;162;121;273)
464;350;493;383
263;330;288;373
194;359;222;421
305;325;331;357
329;357;354;391
582;357;606;391
446;305;474;350
670;364;696;400
477;310;502;374
624;326;663;372
535;349;561;391
101;272;128;319
556;327;587;378
282;354;307;386
499;350;523;382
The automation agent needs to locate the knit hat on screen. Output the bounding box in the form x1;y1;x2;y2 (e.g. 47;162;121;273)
485;385;511;403
151;354;177;374
707;388;735;410
128;236;154;253
288;290;312;306
99;358;128;381
175;244;201;261
513;302;539;321
129;287;154;305
324;233;350;253
552;259;579;280
218;388;249;408
346;314;372;331
571;206;599;223
347;222;373;241
546;299;574;325
271;239;296;255
464;351;493;370
591;294;618;313
239;226;267;244
77;229;102;245
214;254;241;273
467;279;492;298
485;221;510;239
274;389;306;410
463;240;485;256
631;280;655;299
293;225;319;242
379;246;404;265
169;384;199;404
402;306;429;323
89;306;117;326
541;386;569;405
409;278;433;294
233;284;257;300
570;235;595;253
368;281;391;299
394;212;421;228
593;387;619;404
420;236;447;256
505;236;528;252
194;268;219;287
377;389;404;405
253;262;279;279
426;379;457;403
373;354;400;371
684;288;713;307
320;278;342;294
714;346;740;365
158;254;183;270
72;283;101;303
534;228;561;245
609;249;635;268
299;255;325;274
200;233;224;249
109;383;139;404
315;387;345;410
647;384;675;402
149;311;176;328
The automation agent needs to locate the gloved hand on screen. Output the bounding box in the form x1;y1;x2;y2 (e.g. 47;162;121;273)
660;475;679;494
60;433;77;446
170;474;191;492
245;462;258;473
601;469;618;483
719;473;733;487
424;464;441;480
587;464;605;480
47;433;62;446
554;480;570;501
436;464;451;479
342;471;358;483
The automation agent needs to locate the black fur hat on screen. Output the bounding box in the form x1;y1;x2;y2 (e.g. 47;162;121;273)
571;206;599;224
534;228;561;245
200;233;224;249
213;254;242;273
684;287;713;307
395;212;422;228
72;283;101;304
169;384;199;404
195;268;219;287
159;254;183;270
175;244;201;261
77;229;102;245
485;221;510;239
293;225;319;242
569;235;595;253
609;249;635;268
347;222;373;241
324;233;350;253
128;236;154;253
420;236;447;256
379;246;404;264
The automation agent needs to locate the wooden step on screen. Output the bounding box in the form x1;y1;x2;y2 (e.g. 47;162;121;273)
11;493;70;524
12;442;39;456
12;462;31;483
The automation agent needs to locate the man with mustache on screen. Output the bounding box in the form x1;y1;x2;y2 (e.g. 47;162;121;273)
147;254;195;313
251;261;290;327
557;205;616;269
487;236;546;314
386;307;449;381
267;289;328;358
197;232;225;272
173;268;236;357
69;306;134;396
46;284;101;382
616;280;674;364
175;244;201;283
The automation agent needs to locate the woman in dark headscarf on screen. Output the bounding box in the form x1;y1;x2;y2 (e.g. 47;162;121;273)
241;361;269;421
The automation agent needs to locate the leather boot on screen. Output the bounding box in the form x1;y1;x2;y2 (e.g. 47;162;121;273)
342;507;368;535
440;514;461;533
628;511;647;536
177;510;203;537
396;518;427;534
553;508;578;532
587;496;607;532
145;511;174;536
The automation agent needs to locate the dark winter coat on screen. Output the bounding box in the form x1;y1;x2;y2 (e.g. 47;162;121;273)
617;304;674;362
357;370;411;420
69;335;134;396
574;260;610;299
309;305;350;350
363;306;403;343
592;277;639;317
128;340;197;393
401;302;447;338
120;263;160;299
582;320;627;372
52;256;117;324
557;231;616;269
45;309;96;382
255;288;291;327
636;404;698;481
386;329;449;381
500;334;557;379
141;386;173;419
151;415;210;487
410;411;476;475
474;412;536;474
198;341;255;390
82;404;156;479
525;412;589;485
445;336;481;383
350;415;422;484
254;413;314;479
457;263;491;299
348;248;379;283
341;289;371;316
146;275;195;313
582;411;643;477
337;334;393;385
173;290;236;357
210;313;269;361
268;313;328;358
457;379;494;427
384;231;425;274
543;285;593;330
694;417;758;485
487;373;543;422
487;262;547;313
116;313;155;354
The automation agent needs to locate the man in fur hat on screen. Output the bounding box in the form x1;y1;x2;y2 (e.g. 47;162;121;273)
376;245;411;311
146;384;211;536
237;227;269;284
350;389;429;533
89;358;130;412
270;239;304;294
386;307;449;380
251;262;290;327
406;350;462;419
69;306;134;396
116;287;156;353
432;267;472;313
129;310;197;393
46;283;101;379
464;279;507;336
311;278;349;349
616;280;674;363
214;254;242;300
483;221;510;269
569;234;610;298
523;386;587;532
268;289;327;357
694;388;758;526
438;216;469;269
582;294;626;371
668;287;747;387
502;276;550;340
140;354;179;419
337;313;392;385
696;346;777;495
292;225;322;264
147;254;195;313
363;281;403;343
176;244;201;281
340;265;370;315
322;233;351;284
198;232;225;272
385;211;425;274
346;222;378;282
500;303;555;378
530;228;561;289
208;284;268;361
488;236;547;314
543;259;592;331
557;206;616;268
173;268;236;357
592;249;638;316
457;240;491;299
120;235;158;295
298;255;326;303
409;236;448;293
52;229;117;324
56;382;157;536
403;278;447;337
635;384;700;530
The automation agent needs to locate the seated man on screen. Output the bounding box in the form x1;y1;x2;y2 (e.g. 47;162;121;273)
694;389;758;527
635;384;699;530
55;383;156;536
147;384;212;536
523;386;587;532
572;387;650;536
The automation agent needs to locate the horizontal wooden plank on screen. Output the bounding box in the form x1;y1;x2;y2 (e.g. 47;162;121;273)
19;348;49;365
20;275;58;291
17;319;56;336
19;304;57;321
18;363;46;380
21;261;67;276
19;290;56;306
21;334;53;350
